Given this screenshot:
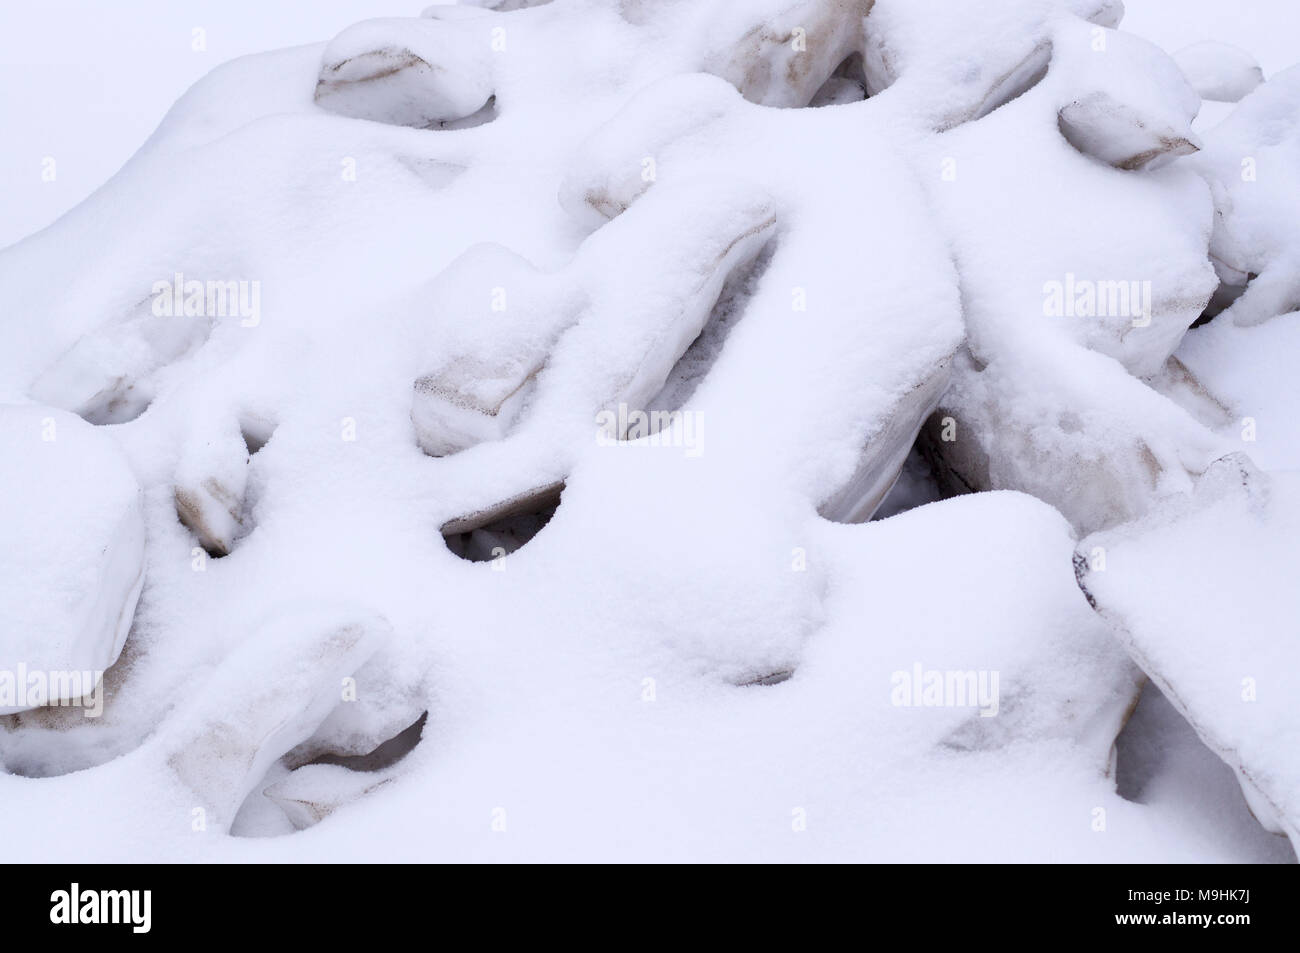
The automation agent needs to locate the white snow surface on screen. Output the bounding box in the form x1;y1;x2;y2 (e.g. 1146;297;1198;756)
0;0;1297;862
1080;457;1300;850
1173;41;1264;103
0;406;144;712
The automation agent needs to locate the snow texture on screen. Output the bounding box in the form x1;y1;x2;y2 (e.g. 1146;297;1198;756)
0;0;1297;862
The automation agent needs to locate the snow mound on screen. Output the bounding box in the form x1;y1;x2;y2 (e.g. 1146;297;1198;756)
0;405;144;713
0;0;1294;862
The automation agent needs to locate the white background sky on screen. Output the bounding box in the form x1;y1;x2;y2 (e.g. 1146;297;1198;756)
0;0;1296;250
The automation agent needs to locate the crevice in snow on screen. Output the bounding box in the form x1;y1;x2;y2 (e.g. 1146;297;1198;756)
1192;260;1254;328
807;52;870;107
640;239;775;421
432;96;497;131
871;441;946;521
232;712;428;837
736;669;794;687
442;480;563;562
915;409;982;501
298;711;427;774
1112;681;1295;862
239;414;276;457
819;362;954;525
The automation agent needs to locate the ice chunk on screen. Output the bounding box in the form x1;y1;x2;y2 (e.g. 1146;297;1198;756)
1077;456;1300;849
161;607;389;832
411;245;565;458
288;648;430;763
315;18;494;128
1054;28;1202;170
1175;311;1300;471
173;417;249;557
818;358;952;523
413;178;776;456
0;406;144;713
0;0;1287;864
1188;66;1300;327
860;0;1122;129
702;0;873;107
30;306;212;425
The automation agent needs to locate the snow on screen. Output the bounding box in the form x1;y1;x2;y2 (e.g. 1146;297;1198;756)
0;405;144;713
915;18;1225;533
315;16;496;128
1079;457;1300;850
1175;312;1300;471
1114;681;1293;863
1187;65;1300;327
1122;0;1300;78
0;0;433;249
1173;42;1264;103
0;0;1297;863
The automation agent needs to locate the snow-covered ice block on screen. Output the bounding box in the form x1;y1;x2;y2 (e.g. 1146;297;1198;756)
1189;66;1300;327
288;646;429;763
702;0;872;108
1054;27;1203;170
315;18;495;129
413;178;776;456
1174;311;1300;471
817;357;952;524
559;70;965;522
162;607;389;832
860;0;1124;129
412;244;565;458
0;0;1292;863
0;406;144;713
1077;456;1300;851
558;74;742;228
1173;41;1264;103
30;307;212;425
911;27;1221;531
173;417;249;557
